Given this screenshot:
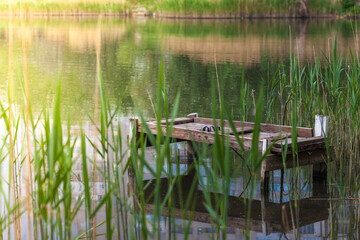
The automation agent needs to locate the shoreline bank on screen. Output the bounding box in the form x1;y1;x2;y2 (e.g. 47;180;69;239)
155;12;338;19
0;11;340;19
0;9;359;20
0;12;127;17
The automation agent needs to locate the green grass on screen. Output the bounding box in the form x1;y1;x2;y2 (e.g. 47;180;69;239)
0;0;348;16
0;1;129;14
153;0;340;16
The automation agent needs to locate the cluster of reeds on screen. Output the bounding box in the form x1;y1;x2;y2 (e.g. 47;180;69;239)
0;70;133;239
0;17;130;238
278;49;359;184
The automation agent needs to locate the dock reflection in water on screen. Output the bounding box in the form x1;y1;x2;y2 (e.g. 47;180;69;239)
130;141;331;239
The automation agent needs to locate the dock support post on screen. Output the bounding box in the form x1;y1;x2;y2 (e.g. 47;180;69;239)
261;140;270;191
186;113;198;165
261;192;269;235
261;141;269;234
313;115;329;184
314;115;329;137
128;118;139;177
261;164;269;190
129;117;140;147
280;169;284;203
186;141;196;166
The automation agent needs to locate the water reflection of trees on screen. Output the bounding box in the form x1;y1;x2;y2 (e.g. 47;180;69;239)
0;18;359;119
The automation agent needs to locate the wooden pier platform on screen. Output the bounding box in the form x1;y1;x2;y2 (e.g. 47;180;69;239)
131;113;330;189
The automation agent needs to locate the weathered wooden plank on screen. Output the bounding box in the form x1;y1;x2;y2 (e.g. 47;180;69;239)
194;117;313;137
273;137;306;146
175;122;253;135
137;117;319;154
262;149;328;172
272;143;326;153
231;127;254;134
260;124;312;138
142;117;312;137
174;122;206;131
144;122;261;150
246;131;291;141
147;117;194;125
274;136;324;148
272;136;325;153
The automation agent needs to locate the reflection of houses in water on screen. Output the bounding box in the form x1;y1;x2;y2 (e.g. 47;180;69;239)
131;141;357;239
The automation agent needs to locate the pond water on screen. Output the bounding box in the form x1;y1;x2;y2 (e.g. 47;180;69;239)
2;18;358;119
0;17;359;239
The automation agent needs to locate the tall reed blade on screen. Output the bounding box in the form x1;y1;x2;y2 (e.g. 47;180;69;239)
21;16;33;240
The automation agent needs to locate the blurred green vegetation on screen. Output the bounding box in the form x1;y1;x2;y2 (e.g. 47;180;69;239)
0;0;349;16
143;0;340;15
0;0;129;13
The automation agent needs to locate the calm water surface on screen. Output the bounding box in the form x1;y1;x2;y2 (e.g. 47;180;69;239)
2;18;359;119
0;17;359;239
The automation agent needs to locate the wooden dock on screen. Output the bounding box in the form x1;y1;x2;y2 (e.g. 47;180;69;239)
131;113;330;189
